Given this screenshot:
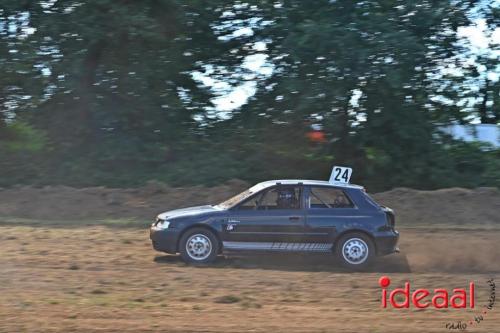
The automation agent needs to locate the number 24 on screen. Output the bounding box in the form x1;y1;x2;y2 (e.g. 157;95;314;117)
334;168;349;182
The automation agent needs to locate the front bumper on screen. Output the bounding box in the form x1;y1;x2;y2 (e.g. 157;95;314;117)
375;229;400;256
150;227;181;254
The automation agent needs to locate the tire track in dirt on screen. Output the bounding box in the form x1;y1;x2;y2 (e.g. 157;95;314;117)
400;228;500;273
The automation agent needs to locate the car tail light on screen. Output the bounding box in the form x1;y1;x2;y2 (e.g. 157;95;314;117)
385;212;395;229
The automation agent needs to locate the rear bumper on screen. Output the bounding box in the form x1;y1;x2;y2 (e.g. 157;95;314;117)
150;228;181;254
375;229;399;256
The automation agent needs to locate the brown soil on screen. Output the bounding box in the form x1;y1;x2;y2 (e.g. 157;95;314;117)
0;225;499;333
1;184;499;332
0;179;250;220
0;181;499;226
371;187;500;226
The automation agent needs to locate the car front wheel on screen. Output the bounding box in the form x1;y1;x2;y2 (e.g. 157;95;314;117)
179;228;219;264
336;233;374;270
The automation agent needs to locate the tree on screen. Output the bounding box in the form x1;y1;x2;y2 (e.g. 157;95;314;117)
0;0;497;190
224;0;472;188
430;1;499;124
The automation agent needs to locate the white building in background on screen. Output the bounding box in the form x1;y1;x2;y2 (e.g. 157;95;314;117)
441;124;499;148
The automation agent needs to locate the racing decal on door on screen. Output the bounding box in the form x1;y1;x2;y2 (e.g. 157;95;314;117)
223;242;332;252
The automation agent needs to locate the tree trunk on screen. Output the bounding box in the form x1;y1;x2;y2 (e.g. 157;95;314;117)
478;80;494;124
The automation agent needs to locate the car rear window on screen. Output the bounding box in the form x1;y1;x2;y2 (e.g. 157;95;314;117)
363;192;382;208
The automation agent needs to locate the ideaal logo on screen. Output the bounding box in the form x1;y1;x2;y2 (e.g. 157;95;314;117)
379;276;474;309
379;276;496;330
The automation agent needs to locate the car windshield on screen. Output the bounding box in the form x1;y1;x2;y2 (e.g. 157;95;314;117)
217;183;265;209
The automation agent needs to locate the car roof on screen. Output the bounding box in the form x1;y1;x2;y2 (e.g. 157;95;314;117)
254;179;364;190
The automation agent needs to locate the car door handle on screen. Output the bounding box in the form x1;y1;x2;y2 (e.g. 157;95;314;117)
289;216;301;221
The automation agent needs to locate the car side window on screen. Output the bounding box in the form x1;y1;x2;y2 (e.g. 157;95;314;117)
309;187;354;208
237;192;264;210
258;186;301;210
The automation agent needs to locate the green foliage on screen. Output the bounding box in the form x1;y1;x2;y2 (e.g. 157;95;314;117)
0;1;497;191
0;121;47;152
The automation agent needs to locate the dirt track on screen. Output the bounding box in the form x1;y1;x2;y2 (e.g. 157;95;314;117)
1;184;499;332
1;225;499;332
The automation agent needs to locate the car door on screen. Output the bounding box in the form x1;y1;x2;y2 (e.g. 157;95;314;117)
221;185;307;249
304;185;358;244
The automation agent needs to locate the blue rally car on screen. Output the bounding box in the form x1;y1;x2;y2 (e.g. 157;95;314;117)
150;178;399;269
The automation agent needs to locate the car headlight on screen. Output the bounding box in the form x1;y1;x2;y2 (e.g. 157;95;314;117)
156;220;170;230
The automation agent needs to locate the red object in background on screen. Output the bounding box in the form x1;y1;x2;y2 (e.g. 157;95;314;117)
307;130;326;143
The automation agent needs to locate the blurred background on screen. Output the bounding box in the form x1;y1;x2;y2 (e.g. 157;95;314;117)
1;3;500;332
0;0;498;191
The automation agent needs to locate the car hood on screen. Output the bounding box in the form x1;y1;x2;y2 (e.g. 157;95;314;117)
157;205;222;220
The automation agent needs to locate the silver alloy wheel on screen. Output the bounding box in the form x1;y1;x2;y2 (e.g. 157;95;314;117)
185;234;212;261
341;238;369;265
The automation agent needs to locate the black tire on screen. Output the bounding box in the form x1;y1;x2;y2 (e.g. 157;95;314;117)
335;232;375;270
179;227;219;264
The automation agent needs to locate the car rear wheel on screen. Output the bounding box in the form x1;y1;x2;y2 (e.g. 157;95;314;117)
336;233;374;270
179;228;219;264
